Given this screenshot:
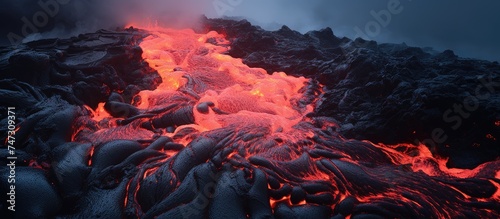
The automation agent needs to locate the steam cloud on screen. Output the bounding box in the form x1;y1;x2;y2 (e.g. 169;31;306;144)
1;0;499;61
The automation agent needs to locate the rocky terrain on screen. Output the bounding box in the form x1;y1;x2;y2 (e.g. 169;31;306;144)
0;18;498;218
202;18;500;169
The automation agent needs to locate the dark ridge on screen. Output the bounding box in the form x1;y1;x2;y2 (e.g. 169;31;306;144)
201;17;500;169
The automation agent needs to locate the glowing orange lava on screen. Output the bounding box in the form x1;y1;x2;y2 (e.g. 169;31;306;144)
134;26;312;136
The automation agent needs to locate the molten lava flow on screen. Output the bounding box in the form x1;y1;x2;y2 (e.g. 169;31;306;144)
135;27;312;134
78;26;500;218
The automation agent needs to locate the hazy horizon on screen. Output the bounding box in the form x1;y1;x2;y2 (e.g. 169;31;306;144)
1;0;498;61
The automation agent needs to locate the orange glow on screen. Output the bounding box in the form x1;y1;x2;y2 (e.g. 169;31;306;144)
491;178;500;201
143;167;159;179
132;26;312;135
89;26;312;142
372;142;494;179
486;134;496;140
88;146;95;166
90;103;111;122
270;195;291;207
124;180;132;207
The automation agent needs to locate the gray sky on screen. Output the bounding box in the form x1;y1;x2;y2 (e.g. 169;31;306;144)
207;0;500;61
1;0;499;61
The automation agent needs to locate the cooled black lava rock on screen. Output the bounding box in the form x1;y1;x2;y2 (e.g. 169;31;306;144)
201;17;500;169
0;28;162;109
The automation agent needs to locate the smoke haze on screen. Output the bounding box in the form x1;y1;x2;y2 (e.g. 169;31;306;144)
1;0;498;61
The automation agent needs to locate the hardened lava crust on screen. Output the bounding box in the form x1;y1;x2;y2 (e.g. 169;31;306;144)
0;18;499;219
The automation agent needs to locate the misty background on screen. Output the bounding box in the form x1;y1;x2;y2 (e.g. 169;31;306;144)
0;0;498;61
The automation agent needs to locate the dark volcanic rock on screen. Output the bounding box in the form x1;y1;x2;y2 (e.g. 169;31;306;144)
202;18;500;169
0;28;161;216
1;18;499;219
0;28;161;109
